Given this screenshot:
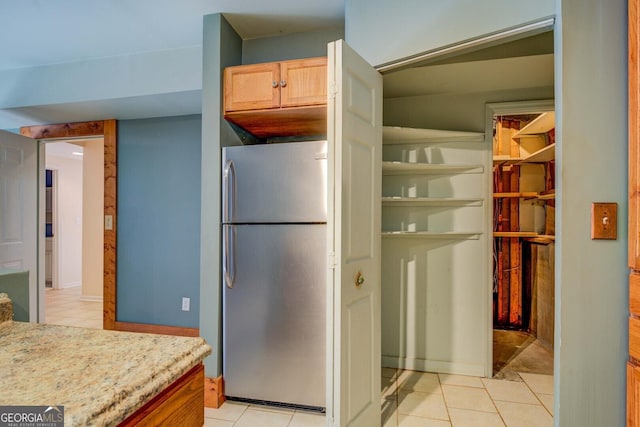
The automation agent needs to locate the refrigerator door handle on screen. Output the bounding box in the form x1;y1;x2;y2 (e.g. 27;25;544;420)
223;159;236;222
223;225;236;289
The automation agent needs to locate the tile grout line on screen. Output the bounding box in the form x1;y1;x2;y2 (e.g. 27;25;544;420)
484;372;555;424
435;373;453;424
520;373;554;417
481;375;510;427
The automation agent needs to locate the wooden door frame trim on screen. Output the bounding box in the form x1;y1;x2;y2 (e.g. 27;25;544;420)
21;120;117;330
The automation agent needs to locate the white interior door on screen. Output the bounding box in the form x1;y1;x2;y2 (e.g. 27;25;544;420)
326;40;382;427
0;130;38;321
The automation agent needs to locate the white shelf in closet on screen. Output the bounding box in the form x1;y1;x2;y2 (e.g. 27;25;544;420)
381;126;487;242
381;231;482;240
383;126;484;144
382;161;484;175
382;197;483;207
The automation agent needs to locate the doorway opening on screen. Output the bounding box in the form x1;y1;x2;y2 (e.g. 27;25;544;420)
42;138;104;329
21;119;116;328
489;102;555;380
45;168;56;289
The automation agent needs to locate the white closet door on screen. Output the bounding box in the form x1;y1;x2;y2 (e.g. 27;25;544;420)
0;130;38;321
326;39;382;427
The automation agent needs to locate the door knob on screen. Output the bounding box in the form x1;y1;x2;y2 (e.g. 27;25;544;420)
355;272;365;287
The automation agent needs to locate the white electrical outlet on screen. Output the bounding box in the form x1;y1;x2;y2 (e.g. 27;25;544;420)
181;297;190;312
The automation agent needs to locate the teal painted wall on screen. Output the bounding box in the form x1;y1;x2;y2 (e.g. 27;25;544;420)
200;13;242;377
117;114;202;328
242;27;344;64
555;0;628;425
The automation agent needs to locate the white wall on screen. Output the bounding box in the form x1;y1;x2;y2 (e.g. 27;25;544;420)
81;140;104;300
345;0;555;67
384;87;555;132
45;152;83;289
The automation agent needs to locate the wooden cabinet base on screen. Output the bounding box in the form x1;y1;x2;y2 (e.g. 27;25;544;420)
119;364;204;426
224;105;327;138
204;376;226;409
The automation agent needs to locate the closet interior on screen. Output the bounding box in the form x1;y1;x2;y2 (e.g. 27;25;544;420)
379;31;555;378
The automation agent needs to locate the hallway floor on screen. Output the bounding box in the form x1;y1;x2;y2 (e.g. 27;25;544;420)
45;286;102;329
493;329;554;381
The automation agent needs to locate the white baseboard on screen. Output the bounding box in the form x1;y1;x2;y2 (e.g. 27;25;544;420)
382;355;485;377
80;295;103;302
60;282;81;289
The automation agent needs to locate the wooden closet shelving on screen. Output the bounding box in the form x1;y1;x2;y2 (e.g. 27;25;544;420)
492;111;555;329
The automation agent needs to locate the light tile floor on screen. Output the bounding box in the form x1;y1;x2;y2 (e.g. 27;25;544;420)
205;369;553;427
205;402;325;427
45;288;553;426
45;286;103;329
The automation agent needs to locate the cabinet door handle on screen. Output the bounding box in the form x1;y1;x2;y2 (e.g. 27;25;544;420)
280;80;287;88
272;80;279;88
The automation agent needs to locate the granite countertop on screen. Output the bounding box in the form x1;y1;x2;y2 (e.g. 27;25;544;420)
0;321;211;426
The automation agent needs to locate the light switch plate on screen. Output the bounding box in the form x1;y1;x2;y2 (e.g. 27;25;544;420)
591;202;617;240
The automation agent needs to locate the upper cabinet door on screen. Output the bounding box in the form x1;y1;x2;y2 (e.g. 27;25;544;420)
326;39;382;427
224;62;280;112
280;57;328;108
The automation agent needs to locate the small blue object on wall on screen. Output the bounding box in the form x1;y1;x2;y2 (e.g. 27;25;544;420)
45;223;53;237
45;169;52;188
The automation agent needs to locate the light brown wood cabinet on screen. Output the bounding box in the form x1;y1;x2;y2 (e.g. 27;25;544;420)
631;362;640;427
631;274;640;427
223;57;327;138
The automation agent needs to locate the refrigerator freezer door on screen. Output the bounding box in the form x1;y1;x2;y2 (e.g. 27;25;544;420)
222;223;326;408
222;141;328;223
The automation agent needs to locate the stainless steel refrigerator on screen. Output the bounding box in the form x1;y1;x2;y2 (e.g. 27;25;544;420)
221;140;327;410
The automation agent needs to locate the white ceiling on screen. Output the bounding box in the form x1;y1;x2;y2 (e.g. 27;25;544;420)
0;0;344;72
45;141;84;159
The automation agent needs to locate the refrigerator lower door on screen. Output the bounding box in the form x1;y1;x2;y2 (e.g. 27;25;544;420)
222;224;326;408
